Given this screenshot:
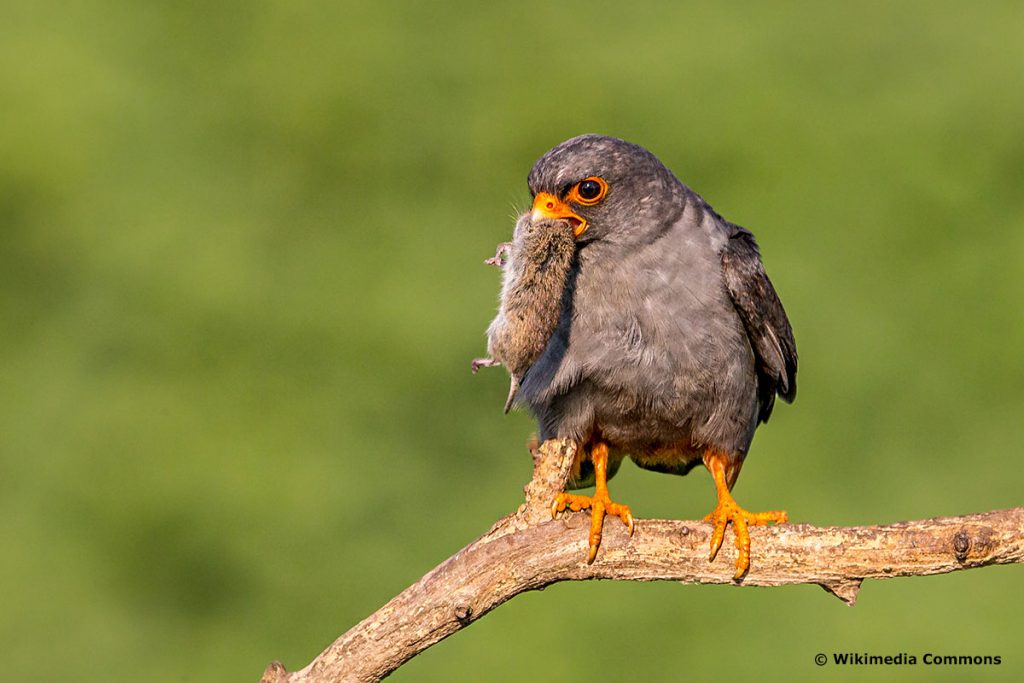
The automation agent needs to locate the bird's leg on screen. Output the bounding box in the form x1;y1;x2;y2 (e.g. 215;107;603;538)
551;442;634;563
702;450;787;579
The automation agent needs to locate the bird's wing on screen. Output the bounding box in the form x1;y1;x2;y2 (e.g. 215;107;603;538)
720;223;797;423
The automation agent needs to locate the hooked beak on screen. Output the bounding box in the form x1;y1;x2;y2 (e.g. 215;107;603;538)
531;192;587;237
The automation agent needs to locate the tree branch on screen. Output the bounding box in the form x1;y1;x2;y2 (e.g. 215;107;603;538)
261;439;1024;683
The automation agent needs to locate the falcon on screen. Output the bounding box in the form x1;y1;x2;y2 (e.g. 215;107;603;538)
484;134;797;577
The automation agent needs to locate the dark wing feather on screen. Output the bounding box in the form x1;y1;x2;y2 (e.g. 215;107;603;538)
721;223;797;423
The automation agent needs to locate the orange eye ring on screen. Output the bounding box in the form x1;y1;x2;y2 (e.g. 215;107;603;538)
567;176;608;206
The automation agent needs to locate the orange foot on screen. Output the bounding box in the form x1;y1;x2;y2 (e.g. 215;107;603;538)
551;442;634;563
703;451;787;579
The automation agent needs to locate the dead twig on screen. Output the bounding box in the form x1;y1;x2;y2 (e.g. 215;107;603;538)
261;439;1024;683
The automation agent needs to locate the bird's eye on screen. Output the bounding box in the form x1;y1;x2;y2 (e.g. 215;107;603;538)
569;176;608;205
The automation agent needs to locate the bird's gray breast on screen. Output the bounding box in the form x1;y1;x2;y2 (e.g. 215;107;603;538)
519;203;759;457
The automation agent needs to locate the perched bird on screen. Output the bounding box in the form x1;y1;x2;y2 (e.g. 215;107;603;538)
473;217;577;412
494;134;797;577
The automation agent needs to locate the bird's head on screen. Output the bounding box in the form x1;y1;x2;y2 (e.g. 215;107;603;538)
527;134;683;245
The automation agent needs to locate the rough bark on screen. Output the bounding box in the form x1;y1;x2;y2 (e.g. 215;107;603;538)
261;439;1024;683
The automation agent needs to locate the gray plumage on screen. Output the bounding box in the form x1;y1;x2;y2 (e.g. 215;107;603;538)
513;134;797;490
478;216;576;412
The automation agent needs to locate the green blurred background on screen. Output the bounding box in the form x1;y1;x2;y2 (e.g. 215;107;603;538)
2;1;1022;681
